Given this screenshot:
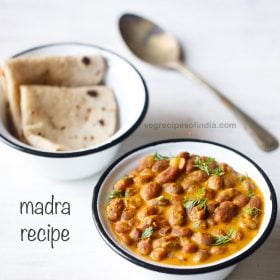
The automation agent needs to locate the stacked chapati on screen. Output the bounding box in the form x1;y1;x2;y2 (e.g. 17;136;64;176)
1;55;117;151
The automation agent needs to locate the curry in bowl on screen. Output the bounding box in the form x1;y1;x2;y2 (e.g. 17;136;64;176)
105;151;264;266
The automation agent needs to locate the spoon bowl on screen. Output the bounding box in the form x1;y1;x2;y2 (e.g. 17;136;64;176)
119;14;182;67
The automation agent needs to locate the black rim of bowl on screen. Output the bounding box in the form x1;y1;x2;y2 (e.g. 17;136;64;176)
0;42;149;158
92;138;277;275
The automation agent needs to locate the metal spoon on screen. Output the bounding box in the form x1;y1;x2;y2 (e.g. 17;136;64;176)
119;13;278;152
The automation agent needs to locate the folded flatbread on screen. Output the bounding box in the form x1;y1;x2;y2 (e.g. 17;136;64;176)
2;55;106;137
20;85;117;152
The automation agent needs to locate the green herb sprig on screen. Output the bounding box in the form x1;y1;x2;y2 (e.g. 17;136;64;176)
109;189;125;199
156;195;170;206
212;228;235;246
154;152;170;161
141;226;154;239
184;197;208;210
247;207;262;218
193;157;225;176
184;187;208;210
211;166;225;176
247;189;255;199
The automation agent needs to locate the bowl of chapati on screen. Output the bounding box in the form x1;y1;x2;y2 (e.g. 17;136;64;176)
0;42;148;180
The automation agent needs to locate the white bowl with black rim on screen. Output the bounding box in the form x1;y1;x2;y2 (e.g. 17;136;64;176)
92;139;277;280
0;42;148;180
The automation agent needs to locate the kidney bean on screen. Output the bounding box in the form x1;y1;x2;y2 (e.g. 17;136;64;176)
156;166;180;183
121;208;136;221
207;175;223;191
210;246;227;255
215;188;240;202
114;177;133;191
241;218;258;230
138;216;159;230
219;163;228;172
204;188;215;200
129;228;142;241
115;221;131;234
192;232;213;246
140;182;162;201
223;174;237;188
152;160;169;173
168;204;185;226
178;151;190;160
233;194;249;208
188;206;206;221
128;218;138;227
137;239;152;255
249;196;262;209
153;236;180;250
170;157;186;170
188;170;209;183
182;242;198;253
214;201;236;223
242;179;255;192
106;198;125;222
138;155;155;170
144;206;159;216
172;226;193;237
207;201;219;214
186;156;197;173
134;168;154;184
159;226;172;236
150;248;168;261
164;183;183;194
118;233;132;245
193;249;209;263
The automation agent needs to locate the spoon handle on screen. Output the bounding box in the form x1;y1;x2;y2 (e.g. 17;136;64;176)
170;62;278;152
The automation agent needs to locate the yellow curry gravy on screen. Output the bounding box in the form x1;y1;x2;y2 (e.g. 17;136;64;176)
105;152;264;266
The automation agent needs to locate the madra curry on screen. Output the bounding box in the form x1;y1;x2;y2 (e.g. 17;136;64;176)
105;152;264;265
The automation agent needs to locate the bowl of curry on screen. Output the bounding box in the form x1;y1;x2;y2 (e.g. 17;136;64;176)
92;139;277;280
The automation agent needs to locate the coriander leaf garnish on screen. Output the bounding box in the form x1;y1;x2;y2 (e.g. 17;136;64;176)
212;228;235;246
193;157;224;176
184;197;208;210
193;157;214;175
154;152;170;161
238;172;249;182
109;189;125;200
156;195;170;206
184;187;208;210
197;187;206;199
141;226;154;239
125;189;131;198
211;166;225;176
247;207;262;218
247;189;255;199
238;175;246;182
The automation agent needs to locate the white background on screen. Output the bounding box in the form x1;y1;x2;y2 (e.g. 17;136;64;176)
0;0;279;279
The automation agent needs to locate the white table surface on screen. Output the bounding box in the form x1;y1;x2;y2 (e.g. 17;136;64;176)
0;0;279;279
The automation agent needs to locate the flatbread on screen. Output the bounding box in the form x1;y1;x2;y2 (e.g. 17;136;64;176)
20;85;117;152
2;55;106;137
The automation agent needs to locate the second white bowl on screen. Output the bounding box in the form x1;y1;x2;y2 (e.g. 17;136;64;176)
0;42;149;180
